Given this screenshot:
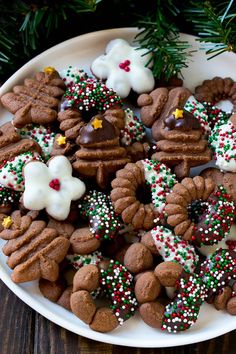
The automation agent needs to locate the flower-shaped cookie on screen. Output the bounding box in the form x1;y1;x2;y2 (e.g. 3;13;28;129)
91;39;155;98
23;156;86;220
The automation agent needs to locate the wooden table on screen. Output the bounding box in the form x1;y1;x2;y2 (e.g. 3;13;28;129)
0;281;235;354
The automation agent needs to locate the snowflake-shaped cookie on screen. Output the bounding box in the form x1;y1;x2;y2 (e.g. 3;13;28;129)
23;156;86;220
91;39;155;98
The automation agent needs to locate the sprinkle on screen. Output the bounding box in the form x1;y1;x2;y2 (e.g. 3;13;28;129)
2;216;13;229
142;159;177;214
56;135;67;146
18;124;55;161
192;185;235;246
120;108;145;146
100;260;138;326
199;249;236;300
173;108;184;119
60;66;88;86
0;184;21;206
0;152;42;192
64;77;122;112
151;226;199;273
43;66;55;74
91;117;103;130
162;274;206;333
78;190;121;241
67;251;103;269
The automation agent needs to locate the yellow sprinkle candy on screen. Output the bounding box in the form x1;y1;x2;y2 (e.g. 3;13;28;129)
2;216;13;229
43;66;55;75
56;135;67;146
173;108;184;119
91;117;103;130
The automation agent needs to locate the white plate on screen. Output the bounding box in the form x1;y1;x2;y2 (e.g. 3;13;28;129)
0;27;236;348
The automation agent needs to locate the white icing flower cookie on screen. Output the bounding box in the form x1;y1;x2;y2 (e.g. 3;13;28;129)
23;155;86;220
91;38;155;98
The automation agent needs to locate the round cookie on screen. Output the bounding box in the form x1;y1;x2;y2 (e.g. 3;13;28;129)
70;260;138;332
165;176;235;246
70;227;101;254
201;167;236;205
195;76;236;105
63;76;122;113
111;159;177;230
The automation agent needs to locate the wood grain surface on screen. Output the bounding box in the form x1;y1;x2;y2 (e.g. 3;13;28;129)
0;280;235;354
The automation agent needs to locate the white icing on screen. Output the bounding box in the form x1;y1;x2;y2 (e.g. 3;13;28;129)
0;152;42;191
151;225;199;273
66;251;103;269
60;66;88;85
120;108;145;146
18;125;55;160
198;224;236;256
141;159;177;214
184;96;210;134
91;39;155;98
210;121;236;172
23;156;86;220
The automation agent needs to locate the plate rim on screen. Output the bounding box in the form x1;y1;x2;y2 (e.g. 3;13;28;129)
0;27;235;348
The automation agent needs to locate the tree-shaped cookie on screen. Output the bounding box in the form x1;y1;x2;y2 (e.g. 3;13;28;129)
73;115;130;188
152;108;211;178
0;210;70;283
1;67;65;128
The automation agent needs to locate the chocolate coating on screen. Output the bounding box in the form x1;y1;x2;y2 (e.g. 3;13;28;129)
164;108;201;131
78;115;118;145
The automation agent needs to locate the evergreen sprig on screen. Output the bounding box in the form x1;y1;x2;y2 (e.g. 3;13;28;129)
185;0;236;59
0;0;101;82
136;1;191;81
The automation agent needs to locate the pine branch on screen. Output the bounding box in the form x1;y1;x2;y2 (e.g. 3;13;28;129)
18;1;102;52
136;0;192;80
185;0;236;59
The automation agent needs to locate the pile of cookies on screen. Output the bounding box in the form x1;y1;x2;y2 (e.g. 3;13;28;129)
0;38;236;334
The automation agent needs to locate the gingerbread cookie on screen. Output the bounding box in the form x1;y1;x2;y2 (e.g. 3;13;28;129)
152;108;212;178
1;67;65;128
73;115;130;189
0;210;70;283
57;108;86;144
70;260;138;332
